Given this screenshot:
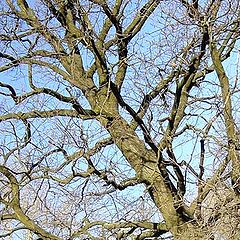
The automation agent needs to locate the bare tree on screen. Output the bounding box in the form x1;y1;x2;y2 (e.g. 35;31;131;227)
0;0;240;239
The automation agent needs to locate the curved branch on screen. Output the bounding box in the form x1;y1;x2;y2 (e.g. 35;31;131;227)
0;81;18;102
0;165;61;240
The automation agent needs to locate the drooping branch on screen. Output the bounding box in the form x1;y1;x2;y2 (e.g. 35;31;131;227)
0;165;61;240
0;81;18;102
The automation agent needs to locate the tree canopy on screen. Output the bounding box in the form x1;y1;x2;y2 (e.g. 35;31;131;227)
0;0;240;239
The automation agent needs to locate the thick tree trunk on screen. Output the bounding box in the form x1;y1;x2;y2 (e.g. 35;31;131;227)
96;109;240;238
98;114;189;233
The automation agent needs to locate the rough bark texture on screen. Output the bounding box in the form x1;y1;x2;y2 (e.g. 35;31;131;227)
0;0;240;239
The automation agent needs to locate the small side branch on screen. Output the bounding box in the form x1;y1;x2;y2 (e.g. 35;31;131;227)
166;148;186;197
199;139;205;181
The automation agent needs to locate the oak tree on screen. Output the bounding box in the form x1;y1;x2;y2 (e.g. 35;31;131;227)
0;0;240;239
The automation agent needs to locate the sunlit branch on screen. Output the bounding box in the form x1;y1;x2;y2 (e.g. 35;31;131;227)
0;165;60;240
0;109;95;121
0;57;72;85
84;136;113;158
49;137;113;173
0;30;35;41
23;137;113;181
1;0;240;238
14;87;77;105
72;220;169;238
0;213;17;220
7;0;66;54
42;0;68;27
110;81;158;153
0;52;16;62
123;0;162;42
39;170;93;184
7;0;95;91
210;40;240;191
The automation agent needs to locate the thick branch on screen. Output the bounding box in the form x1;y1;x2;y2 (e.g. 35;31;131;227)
124;0;162;42
72;220;169;238
210;42;240;190
0;109;95;121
